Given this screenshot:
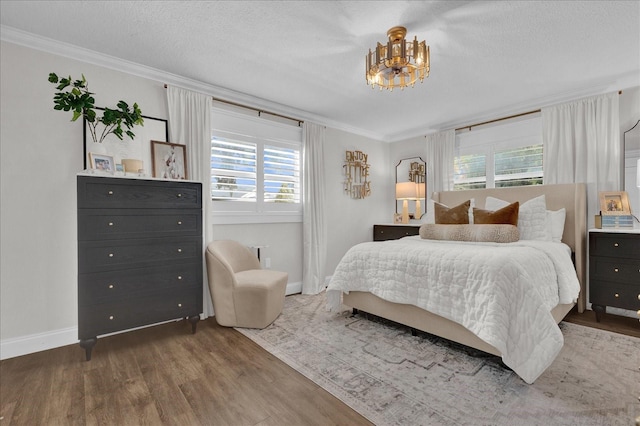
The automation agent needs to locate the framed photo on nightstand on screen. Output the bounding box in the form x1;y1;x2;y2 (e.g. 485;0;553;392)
599;191;630;215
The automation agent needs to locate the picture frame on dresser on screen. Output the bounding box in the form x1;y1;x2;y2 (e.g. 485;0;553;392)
151;140;188;180
88;153;115;172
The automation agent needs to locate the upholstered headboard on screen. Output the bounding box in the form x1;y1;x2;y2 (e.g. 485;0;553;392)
433;183;587;312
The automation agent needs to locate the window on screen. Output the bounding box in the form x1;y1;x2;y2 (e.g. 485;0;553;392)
454;115;543;190
211;108;302;224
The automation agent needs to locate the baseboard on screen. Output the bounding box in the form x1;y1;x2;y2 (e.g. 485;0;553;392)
286;281;302;296
1;326;78;361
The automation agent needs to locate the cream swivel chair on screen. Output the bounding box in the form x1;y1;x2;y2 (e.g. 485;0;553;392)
205;240;288;329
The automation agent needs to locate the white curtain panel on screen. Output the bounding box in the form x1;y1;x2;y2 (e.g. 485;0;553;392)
425;129;456;199
302;122;327;295
166;86;214;317
542;92;620;227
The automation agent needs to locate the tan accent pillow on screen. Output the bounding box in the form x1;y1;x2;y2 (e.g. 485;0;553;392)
434;200;471;224
419;224;520;243
473;202;520;226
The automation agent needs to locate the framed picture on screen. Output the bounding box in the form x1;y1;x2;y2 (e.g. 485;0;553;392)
393;213;403;224
151;140;188;180
88;153;115;172
599;191;631;215
83;111;168;170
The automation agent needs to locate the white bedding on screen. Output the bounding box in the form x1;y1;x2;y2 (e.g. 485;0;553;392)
326;236;581;384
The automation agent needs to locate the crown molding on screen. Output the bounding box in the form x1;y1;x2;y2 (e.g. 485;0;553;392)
1;25;384;142
393;73;639;143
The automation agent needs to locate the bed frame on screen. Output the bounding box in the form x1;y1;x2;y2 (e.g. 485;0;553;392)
343;183;587;357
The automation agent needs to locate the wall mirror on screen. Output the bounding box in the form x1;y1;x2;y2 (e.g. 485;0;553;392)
623;119;640;218
395;157;426;219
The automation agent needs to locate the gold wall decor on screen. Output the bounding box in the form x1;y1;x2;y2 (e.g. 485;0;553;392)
343;150;371;199
409;161;425;183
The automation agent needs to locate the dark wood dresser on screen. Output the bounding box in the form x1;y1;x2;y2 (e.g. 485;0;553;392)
589;229;640;322
373;224;421;241
77;175;203;360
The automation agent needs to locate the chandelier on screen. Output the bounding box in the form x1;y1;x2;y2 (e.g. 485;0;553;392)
365;26;430;91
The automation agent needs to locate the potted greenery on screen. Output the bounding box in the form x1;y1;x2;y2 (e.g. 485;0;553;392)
48;73;144;144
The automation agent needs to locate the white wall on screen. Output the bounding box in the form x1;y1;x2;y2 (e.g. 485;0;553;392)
324;128;391;273
0;40;390;359
0;41;168;358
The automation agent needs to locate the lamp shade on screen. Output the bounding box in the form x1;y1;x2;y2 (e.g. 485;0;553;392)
416;183;426;199
396;182;417;200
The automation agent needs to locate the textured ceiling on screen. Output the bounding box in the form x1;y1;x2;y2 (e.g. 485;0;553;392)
1;1;639;142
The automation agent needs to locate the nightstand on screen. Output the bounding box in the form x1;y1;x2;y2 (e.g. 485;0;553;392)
373;224;421;241
589;228;640;322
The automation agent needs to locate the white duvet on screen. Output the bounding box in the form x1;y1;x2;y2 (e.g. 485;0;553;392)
326;236;581;384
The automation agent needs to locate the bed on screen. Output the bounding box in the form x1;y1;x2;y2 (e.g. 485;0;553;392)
326;183;586;384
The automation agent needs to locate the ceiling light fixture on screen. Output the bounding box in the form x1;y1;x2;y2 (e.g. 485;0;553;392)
366;26;430;91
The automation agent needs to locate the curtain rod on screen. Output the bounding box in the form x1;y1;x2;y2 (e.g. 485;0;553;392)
454;90;623;132
164;84;303;126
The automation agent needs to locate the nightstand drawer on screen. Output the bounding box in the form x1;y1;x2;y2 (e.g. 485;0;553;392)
589;280;640;311
590;232;640;258
374;224;421;241
590;257;639;283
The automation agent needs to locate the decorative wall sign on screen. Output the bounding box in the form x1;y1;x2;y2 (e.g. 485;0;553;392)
343;150;371;199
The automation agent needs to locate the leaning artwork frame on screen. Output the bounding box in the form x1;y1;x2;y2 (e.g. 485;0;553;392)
151;140;188;180
83;110;169;171
599;191;631;215
88;153;115;173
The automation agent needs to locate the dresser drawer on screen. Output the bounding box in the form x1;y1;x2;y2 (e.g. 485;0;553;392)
590;256;639;283
78;262;202;305
589;232;640;258
78;287;201;339
78;176;201;209
373;224;420;241
78;209;202;240
78;236;202;272
589;280;640;311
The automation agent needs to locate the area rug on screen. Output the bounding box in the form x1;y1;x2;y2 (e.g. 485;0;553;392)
236;292;640;426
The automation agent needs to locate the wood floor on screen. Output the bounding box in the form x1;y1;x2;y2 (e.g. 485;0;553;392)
1;310;637;426
0;318;373;426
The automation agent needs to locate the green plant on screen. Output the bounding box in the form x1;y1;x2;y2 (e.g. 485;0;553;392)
48;73;144;144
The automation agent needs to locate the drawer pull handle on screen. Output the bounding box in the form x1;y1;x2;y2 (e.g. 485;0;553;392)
614;293;619;298
614;268;619;273
108;190;113;195
177;221;182;225
637;294;640;301
637;309;640;317
108;284;114;289
109;315;114;320
177;248;182;253
108;253;114;258
614;243;619;247
108;222;114;226
178;303;182;308
177;193;182;198
177;275;183;280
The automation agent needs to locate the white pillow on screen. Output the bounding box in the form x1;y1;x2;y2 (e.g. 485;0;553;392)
485;195;550;241
423;198;475;224
547;208;566;243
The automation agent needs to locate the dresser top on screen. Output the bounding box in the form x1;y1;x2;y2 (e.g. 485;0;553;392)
589;227;640;234
78;170;201;184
